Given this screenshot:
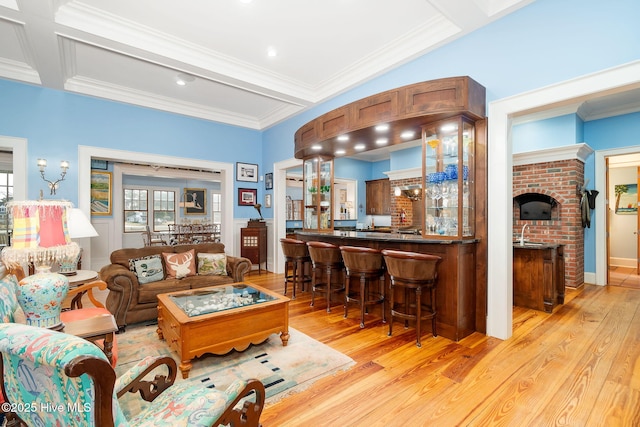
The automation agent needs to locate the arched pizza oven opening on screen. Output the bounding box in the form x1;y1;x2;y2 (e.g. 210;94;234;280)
514;193;558;220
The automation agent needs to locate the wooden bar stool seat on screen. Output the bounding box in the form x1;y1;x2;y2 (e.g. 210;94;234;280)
339;246;386;328
307;241;345;313
280;238;312;299
382;249;441;347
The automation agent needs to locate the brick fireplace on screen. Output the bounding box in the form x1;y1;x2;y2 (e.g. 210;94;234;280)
513;144;594;288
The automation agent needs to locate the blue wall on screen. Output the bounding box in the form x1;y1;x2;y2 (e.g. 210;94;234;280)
0;79;262;218
0;0;638;275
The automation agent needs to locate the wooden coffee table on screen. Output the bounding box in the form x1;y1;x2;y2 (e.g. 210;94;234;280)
157;282;290;378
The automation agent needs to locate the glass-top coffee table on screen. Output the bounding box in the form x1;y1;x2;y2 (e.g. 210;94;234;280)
157;282;290;378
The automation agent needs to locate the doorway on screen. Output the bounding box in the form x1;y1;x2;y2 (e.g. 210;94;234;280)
607;152;640;289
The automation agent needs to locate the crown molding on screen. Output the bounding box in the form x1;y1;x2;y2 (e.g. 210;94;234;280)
384;167;422;181
513;143;594;166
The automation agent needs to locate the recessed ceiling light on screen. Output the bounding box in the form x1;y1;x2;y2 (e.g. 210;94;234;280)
376;138;388;145
335;149;346;155
311;144;322;150
354;144;366;151
175;73;195;86
239;0;253;3
400;130;415;139
337;135;349;142
375;124;389;132
267;47;278;57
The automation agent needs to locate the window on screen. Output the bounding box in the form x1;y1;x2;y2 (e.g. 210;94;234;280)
211;192;222;225
124;188;178;233
0;171;13;245
153;190;175;232
124;189;148;232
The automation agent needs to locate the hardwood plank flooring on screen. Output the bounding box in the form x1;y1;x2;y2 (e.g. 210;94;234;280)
243;272;640;426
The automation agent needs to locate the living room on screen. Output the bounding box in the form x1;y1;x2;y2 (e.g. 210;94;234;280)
0;0;639;424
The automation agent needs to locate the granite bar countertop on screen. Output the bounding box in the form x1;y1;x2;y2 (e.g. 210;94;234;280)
296;230;478;244
512;241;563;249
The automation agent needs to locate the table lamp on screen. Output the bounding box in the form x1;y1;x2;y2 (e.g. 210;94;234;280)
0;200;79;330
59;208;99;275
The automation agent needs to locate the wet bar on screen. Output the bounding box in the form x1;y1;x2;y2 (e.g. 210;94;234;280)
296;231;477;341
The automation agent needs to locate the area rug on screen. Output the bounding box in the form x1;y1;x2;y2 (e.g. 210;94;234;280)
115;323;354;417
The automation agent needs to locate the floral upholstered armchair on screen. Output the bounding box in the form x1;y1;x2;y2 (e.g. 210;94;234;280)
0;323;266;427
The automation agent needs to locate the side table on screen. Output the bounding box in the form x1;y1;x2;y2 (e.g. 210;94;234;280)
63;313;118;365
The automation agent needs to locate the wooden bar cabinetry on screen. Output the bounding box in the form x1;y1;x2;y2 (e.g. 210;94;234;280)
366;178;390;215
295;231;477;341
513;244;565;313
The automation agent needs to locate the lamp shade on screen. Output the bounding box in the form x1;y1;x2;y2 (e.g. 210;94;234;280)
0;200;79;267
67;208;99;239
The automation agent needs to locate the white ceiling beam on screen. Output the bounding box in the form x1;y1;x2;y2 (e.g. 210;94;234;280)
16;0;65;88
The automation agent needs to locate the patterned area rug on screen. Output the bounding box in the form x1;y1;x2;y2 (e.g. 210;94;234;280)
115;323;354;417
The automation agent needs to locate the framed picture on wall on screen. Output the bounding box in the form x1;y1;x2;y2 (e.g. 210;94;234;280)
184;188;206;215
238;188;257;206
265;193;272;208
236;162;258;182
614;183;637;214
265;172;273;190
90;171;112;216
90;159;108;170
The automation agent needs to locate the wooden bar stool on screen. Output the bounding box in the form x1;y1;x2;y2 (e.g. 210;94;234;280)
307;241;345;313
381;249;441;347
339;246;385;328
280;238;312;299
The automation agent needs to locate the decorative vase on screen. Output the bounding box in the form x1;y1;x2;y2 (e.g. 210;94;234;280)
16;272;69;330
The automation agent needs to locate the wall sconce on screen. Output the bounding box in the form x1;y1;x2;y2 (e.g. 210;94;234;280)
38;159;69;195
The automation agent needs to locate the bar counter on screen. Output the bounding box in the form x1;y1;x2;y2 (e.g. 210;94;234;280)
295;231;479;341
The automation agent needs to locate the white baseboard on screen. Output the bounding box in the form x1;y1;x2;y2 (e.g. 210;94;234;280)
583;271;599;286
609;257;636;268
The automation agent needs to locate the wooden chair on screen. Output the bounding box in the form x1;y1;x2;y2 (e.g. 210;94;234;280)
0;323;265;427
382;249;441;347
280;238;312;299
307;241;345;313
339;246;386;328
142;225;166;246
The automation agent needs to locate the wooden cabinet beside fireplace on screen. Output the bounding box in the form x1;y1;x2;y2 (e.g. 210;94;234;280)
513;244;565;313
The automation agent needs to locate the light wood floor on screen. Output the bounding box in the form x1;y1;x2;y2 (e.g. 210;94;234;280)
609;266;640;290
242;271;640;427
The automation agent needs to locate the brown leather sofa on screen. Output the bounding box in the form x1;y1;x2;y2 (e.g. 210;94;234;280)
99;243;252;330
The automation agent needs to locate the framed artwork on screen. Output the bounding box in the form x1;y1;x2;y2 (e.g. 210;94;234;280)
265;172;273;190
236;162;258;182
238;188;257;206
339;188;347;203
90;159;108;170
184;188;206;215
90;171;112;216
614;183;637;215
265;194;272;208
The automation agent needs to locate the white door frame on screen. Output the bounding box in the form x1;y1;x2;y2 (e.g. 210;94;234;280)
273;157;303;273
487;60;640;339
78;146;234;263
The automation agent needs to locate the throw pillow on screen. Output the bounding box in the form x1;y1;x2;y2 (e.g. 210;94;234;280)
197;253;227;276
129;255;164;284
163;249;197;279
